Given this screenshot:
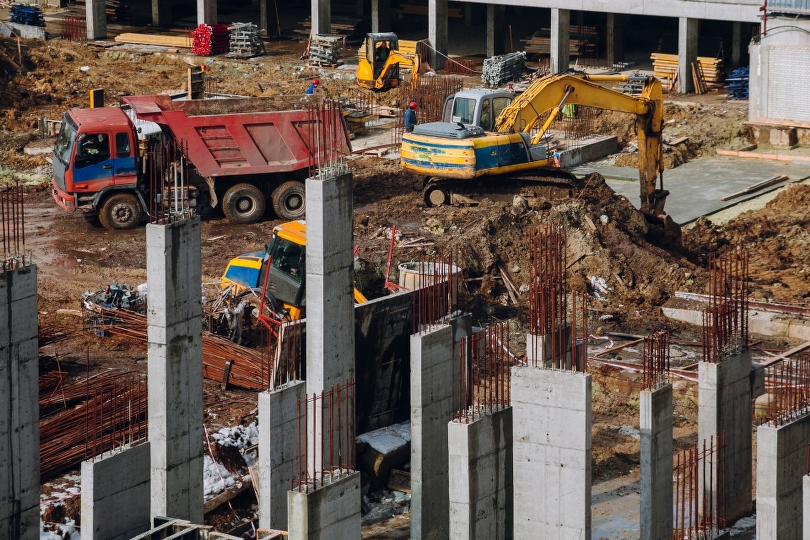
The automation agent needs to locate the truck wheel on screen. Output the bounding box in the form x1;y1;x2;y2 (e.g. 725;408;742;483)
99;193;142;230
223;183;266;224
271;181;306;220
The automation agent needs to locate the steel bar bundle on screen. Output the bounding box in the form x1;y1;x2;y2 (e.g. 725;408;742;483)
308;34;344;65
305;99;350;179
147;137;194;224
191;24;231;56
763;354;810;426
642;330;671;389
673;432;727;539
702;244;749;363
455;321;513;423
411;247;466;333
291;381;356;492
228;22;264;57
0;179;30;271
482;51;526;87
61;15;86;42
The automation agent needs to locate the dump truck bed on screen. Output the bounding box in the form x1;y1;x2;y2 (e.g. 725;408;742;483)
123;94;352;178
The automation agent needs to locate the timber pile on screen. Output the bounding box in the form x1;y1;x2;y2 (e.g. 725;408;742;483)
651;53;725;90
228;22;264;57
521;27;598;56
192;23;230;55
114;32;192;48
308;34;343;65
296;16;364;39
395;4;464;18
482;51;526;86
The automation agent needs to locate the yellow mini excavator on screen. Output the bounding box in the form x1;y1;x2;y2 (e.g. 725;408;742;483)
401;73;678;237
356;32;421;91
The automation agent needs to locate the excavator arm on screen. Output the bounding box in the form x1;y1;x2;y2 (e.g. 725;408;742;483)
376;51;421;88
495;74;666;217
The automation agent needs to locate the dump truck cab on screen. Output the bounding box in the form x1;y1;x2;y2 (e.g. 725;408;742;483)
222;220;366;320
441;89;516;131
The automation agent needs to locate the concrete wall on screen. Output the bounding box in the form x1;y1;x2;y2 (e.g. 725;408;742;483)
0;266;39;540
511;366;591;539
448;407;514;540
411;324;456;540
258;381;306;531
698;350;753;523
804;475;810;539
640;384;673;540
81;443;151;540
287;471;361;540
756;414;810;540
147;218;204;523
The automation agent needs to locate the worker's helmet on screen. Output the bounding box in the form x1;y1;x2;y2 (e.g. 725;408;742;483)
409;102;417;109
312;79;320;85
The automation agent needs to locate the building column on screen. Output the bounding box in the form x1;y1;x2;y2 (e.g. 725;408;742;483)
464;3;472;27
357;0;364;17
428;0;448;69
551;8;570;73
86;0;106;40
371;0;391;33
678;17;699;94
486;4;505;57
197;0;216;24
732;21;742;69
640;384;673;540
311;0;331;35
152;0;172;27
606;13;625;68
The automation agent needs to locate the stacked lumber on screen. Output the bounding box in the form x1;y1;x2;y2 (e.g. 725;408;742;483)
295;16;363;38
10;5;45;27
395;4;463;18
228;22;264;57
309;34;343;65
356;38;419;63
191;24;230;56
482;51;526;86
114;32;192;48
651;53;725;90
521;27;597;57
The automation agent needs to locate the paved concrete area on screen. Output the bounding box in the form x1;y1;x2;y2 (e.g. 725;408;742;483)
573;156;810;224
591;473;641;540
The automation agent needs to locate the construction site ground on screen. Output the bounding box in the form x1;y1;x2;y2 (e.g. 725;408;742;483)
2;32;806;538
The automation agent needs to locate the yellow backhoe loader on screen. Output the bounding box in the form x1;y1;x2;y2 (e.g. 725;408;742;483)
356;32;421;91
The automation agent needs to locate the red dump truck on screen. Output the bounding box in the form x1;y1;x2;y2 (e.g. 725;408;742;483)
51;94;351;229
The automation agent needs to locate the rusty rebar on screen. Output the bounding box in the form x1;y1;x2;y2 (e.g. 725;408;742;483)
702;245;749;363
412;248;466;334
148;138;194;224
642;330;670;389
763;354;810;426
673;431;726;538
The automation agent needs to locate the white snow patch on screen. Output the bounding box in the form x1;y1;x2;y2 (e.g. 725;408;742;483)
204;455;237;499
356;422;411;455
211;422;259;449
729;514;756;536
41;519;80;540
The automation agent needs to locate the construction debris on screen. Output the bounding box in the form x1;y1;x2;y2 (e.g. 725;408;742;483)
308;34;344;66
192;24;230;56
481;51;526;87
227;22;265;58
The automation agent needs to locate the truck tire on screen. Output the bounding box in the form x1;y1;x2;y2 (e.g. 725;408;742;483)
223;183;266;224
271;181;306;220
98;193;142;230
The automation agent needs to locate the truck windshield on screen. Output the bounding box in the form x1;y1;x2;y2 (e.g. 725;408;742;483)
54;116;77;165
451;98;476;125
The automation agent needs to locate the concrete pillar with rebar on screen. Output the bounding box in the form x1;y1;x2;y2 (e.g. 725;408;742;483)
550;8;570;74
147;217;204;522
0;264;39;540
678;17;698;94
428;0;448;70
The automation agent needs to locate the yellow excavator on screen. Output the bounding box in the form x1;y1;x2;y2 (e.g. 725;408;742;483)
356;32;422;91
401;73;677;236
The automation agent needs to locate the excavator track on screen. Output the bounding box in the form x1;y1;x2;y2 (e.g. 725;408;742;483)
422;169;579;208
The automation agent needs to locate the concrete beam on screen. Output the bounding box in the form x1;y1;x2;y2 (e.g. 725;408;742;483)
287;472;361;540
486;5;505;58
152;0;172;27
147;218;204;523
550;8;570;74
429;0;448;70
197;0;217;25
259;381;306;531
678;17;699;94
86;0;106;40
640;384;673;540
0;266;39;540
371;0;391;34
311;0;331;35
81;443;151;540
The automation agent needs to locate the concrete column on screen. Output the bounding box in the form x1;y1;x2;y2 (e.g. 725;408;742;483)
258;381;306;531
152;0;172;27
606;13;625;68
287;471;361;539
464;3;472;27
512;366;591;539
756;414;810;540
0;266;39;540
448;407;514;540
411;324;455;540
486;5;505;58
81;443;151;540
428;0;448;70
85;0;106;40
732;21;742;69
147;217;204;523
698;350;753;524
550;8;570;74
305;171;355;394
371;0;391;34
311;0;331;35
678;17;699;94
640;384;673;540
804;475;810;538
197;0;217;25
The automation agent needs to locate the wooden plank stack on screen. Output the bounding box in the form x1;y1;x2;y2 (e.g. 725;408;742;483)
651;53;725;91
395;4;463;18
228;22;264;57
191;23;230;56
114;32;192;48
295;16;363;38
521;27;597;57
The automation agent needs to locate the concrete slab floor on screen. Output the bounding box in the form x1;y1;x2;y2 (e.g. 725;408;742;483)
591;471;641;540
573;156;810;225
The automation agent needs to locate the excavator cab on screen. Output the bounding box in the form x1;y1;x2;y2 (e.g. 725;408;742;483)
357;32;420;91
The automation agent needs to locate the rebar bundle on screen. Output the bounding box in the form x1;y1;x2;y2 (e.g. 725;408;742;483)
191;23;230;56
481;51;526;87
642;330;670;389
763;355;810;426
309;34;344;65
227;22;264;57
61;14;86;42
673;433;727;540
411;248;466;333
702;244;749;363
0;179;30;272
